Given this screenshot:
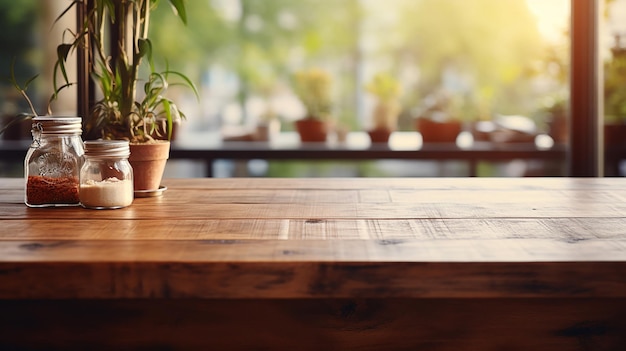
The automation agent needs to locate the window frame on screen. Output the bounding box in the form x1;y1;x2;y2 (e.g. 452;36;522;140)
570;0;602;176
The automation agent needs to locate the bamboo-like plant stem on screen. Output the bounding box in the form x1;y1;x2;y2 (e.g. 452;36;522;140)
142;0;150;39
94;2;110;81
117;0;134;130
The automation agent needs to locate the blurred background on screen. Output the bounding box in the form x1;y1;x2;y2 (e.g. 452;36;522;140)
1;0;625;177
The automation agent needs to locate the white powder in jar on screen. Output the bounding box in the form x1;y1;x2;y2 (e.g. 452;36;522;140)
80;177;133;209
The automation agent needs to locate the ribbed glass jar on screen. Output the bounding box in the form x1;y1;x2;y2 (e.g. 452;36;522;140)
24;117;84;207
80;140;134;209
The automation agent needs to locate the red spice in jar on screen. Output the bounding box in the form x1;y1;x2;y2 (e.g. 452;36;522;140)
26;175;80;205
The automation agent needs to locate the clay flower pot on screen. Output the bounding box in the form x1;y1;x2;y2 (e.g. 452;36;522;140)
416;117;462;143
128;140;170;191
295;118;327;142
368;127;393;143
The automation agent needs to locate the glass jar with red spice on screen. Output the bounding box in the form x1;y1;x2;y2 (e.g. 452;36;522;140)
24;117;84;207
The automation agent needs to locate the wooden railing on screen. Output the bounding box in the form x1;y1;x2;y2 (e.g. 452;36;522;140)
1;132;571;177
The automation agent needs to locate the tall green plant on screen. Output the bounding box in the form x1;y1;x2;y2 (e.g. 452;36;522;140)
54;0;197;142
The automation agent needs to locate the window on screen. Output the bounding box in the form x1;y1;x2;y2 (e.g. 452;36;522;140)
2;1;623;177
151;0;573;177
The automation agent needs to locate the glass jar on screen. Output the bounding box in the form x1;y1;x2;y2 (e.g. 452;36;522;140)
24;117;84;207
80;140;134;209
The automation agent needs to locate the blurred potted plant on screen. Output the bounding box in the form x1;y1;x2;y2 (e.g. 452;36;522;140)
54;0;197;192
542;95;568;144
365;72;402;143
292;68;332;142
415;90;462;143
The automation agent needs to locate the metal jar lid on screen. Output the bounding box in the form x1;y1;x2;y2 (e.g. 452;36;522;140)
84;140;130;158
32;116;82;135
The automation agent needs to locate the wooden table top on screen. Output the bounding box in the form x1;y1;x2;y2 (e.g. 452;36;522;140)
1;177;626;299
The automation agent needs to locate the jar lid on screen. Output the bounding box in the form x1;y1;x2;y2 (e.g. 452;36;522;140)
84;140;130;158
32;116;82;134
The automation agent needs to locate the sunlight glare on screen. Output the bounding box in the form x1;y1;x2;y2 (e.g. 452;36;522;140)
525;0;570;42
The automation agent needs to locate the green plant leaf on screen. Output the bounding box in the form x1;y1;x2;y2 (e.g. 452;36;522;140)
23;74;39;91
56;44;73;84
52;1;79;27
47;82;75;115
9;58;20;91
162;70;200;99
161;98;173;140
9;58;39;116
138;38;154;71
168;0;187;25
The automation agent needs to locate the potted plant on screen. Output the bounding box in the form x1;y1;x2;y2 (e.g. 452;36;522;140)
292;68;332;142
541;95;568;144
54;0;197;192
415;90;463;144
365;72;402;143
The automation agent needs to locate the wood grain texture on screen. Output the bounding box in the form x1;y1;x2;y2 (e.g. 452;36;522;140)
2;177;626;350
1;217;625;240
2;179;626;221
1;177;626;300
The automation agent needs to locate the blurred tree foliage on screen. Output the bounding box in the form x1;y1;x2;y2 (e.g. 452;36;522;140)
150;0;362;123
149;0;563;125
151;2;360;97
393;0;546;119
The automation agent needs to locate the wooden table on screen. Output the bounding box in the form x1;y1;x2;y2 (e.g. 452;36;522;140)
1;177;626;350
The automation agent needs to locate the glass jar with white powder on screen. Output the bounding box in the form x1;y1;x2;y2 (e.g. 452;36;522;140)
79;140;133;209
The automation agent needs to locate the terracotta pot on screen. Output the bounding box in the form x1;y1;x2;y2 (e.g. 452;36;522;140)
129;140;170;191
368;127;392;143
295;118;327;142
416;118;462;143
